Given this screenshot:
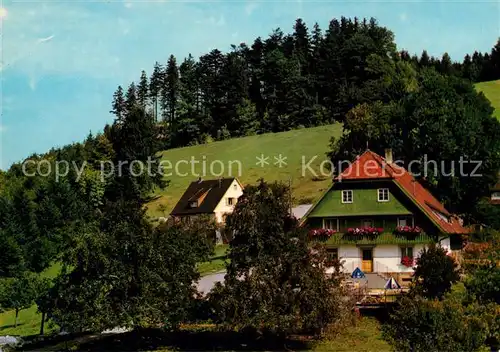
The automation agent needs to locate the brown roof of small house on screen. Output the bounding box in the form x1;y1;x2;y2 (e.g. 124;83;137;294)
170;177;240;216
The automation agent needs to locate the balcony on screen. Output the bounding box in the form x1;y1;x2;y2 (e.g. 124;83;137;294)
308;226;433;246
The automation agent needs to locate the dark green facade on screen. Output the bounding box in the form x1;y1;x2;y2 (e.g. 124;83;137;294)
304;180;441;240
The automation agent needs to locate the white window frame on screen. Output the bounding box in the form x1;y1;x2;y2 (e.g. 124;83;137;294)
492;192;500;200
362;219;374;228
327;248;339;261
398;216;415;227
341;190;353;204
377;188;390;202
397;217;407;227
226;197;234;206
323;218;339;231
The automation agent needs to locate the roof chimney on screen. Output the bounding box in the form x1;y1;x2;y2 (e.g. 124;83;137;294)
218;178;222;188
197;177;202;183
384;148;393;164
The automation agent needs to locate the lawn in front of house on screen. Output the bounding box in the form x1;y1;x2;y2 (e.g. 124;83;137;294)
313;317;391;352
197;244;229;276
15;317;389;351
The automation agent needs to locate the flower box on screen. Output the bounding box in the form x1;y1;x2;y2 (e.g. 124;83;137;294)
401;255;414;268
394;226;422;235
308;228;336;241
346;227;384;238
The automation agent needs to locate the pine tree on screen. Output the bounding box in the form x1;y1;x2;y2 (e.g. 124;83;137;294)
125;82;137;113
137;70;149;109
438;52;453;75
149;62;163;122
490;38;500;80
310;22;323;105
292;18;311;73
110;86;126;120
162;55;180;127
420;50;431;67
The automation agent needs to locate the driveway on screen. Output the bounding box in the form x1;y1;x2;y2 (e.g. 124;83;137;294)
197;271;226;295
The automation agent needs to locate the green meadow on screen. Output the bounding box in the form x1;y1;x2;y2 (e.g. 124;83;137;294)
148;123;343;218
476;79;500;120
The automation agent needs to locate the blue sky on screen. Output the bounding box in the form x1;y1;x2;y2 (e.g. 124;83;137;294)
0;0;499;169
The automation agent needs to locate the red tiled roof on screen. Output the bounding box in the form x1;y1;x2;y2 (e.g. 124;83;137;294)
336;150;469;234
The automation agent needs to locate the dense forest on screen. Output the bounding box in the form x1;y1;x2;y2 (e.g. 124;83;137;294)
110;17;500;148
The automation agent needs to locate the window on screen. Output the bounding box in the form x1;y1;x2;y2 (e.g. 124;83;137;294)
378;188;389;202
398;217;415;227
323;218;339;231
226;197;234;206
341;190;353;203
492;192;500;200
401;246;414;258
362;219;374;227
189;201;198;208
233;184;237;190
327;248;338;261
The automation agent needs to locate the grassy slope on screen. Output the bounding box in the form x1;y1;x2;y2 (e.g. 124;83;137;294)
476;80;500;120
148;124;343;217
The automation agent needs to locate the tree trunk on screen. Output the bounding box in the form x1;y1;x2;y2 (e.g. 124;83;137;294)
15;308;19;328
39;312;45;335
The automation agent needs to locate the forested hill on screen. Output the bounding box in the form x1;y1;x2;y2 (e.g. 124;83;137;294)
110;16;500;150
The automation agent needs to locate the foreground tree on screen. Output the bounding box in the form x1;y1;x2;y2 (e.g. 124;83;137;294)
46;201;206;332
411;243;460;299
463;232;500;350
383;295;488;352
0;272;40;327
209;180;352;338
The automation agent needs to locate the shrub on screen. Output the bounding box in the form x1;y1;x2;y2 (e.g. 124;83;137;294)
412;243;460;299
382;296;489;352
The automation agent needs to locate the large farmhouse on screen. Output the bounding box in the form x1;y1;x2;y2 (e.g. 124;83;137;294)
301;149;469;275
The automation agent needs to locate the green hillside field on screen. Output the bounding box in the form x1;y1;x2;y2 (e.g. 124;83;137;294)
148;124;343;217
476;79;500;120
143;77;500;218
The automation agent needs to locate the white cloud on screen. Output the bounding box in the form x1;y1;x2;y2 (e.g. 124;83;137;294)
37;34;54;43
399;13;407;22
1;1;240;87
0;124;6;133
198;14;225;27
245;2;258;16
